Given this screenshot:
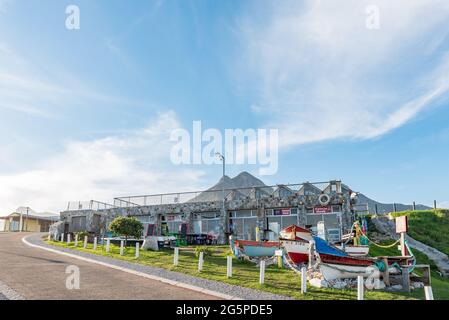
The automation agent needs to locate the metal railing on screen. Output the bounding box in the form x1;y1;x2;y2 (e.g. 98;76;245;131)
66;200;116;211
112;181;339;208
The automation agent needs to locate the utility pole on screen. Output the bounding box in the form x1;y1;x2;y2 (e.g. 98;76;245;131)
215;152;226;243
25;207;29;232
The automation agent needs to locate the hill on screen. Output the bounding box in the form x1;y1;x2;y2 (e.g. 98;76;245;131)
391;209;449;256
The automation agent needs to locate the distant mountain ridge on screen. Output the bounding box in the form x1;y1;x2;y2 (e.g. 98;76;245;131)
190;171;269;202
191;171;431;214
357;193;431;214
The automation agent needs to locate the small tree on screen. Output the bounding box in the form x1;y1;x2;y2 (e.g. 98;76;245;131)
108;216;143;246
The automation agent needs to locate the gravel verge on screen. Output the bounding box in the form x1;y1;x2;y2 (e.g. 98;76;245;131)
0;280;25;300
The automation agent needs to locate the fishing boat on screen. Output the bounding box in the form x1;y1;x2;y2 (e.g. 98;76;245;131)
231;239;279;258
280;225;369;263
313;236;377;280
338;245;369;257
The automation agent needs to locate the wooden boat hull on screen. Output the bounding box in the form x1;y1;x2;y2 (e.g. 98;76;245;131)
281;240;309;264
234;240;279;258
319;263;376;281
318;253;376;280
338;245;370;257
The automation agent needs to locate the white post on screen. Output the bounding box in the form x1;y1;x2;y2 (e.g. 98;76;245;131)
357;276;364;300
227;256;233;278
120;240;124;256
135;242;140;258
106;238;110;253
93;237;97;250
260;260;266;285
67;234;71;245
74;234;78;247
47;233;51;241
174;247;179;266
83;236;88;249
424;286;434;300
301;267;307;294
198;252;204;272
61;233;64;242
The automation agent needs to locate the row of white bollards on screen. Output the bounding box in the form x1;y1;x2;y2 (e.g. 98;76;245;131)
51;234;437;300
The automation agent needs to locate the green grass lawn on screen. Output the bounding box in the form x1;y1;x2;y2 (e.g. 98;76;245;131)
391;209;449;256
46;239;424;300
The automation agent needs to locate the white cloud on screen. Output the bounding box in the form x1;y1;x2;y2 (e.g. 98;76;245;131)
0;111;206;215
439;201;449;209
238;0;449;148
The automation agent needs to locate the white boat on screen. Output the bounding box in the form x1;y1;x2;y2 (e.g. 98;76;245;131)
318;262;377;281
338;245;369;257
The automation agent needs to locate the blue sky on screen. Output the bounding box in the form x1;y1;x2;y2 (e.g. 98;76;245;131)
1;0;449;214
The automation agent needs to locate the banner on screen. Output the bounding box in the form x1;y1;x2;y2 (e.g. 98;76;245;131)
273;209;291;216
313;206;332;214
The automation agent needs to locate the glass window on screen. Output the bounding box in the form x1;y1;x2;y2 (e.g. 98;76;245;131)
281;216;297;228
332;205;342;213
235;210;252;218
244;218;257;240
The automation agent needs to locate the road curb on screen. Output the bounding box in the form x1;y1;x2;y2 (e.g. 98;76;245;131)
22;235;241;300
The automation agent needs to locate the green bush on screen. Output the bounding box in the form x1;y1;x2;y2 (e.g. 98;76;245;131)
194;245;213;257
109;216;144;246
75;231;89;239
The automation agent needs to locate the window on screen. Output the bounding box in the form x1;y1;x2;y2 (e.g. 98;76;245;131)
332;205;342;213
71;216;86;232
229;210;257;240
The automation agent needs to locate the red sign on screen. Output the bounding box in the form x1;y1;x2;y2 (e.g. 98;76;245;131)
313;206;332;214
396;216;408;234
274;209;291;216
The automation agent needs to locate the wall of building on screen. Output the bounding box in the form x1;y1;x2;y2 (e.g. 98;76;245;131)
60;183;358;244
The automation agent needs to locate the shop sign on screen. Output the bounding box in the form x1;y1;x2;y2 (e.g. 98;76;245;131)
313;206;332;214
274;209;291;216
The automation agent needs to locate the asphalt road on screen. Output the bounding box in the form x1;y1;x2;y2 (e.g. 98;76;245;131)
0;232;216;300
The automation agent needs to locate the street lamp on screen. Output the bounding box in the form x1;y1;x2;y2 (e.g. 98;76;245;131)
215;152;226;243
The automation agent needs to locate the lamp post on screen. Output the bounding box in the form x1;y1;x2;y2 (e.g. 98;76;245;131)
25;207;29;232
215;152;226;243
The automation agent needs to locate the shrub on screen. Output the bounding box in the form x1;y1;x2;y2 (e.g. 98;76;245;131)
76;231;89;239
194;245;213;258
108;216;143;246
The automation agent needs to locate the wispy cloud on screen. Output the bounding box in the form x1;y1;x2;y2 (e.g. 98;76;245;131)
0;111;206;215
0;42;143;118
0;0;13;14
238;0;449;148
